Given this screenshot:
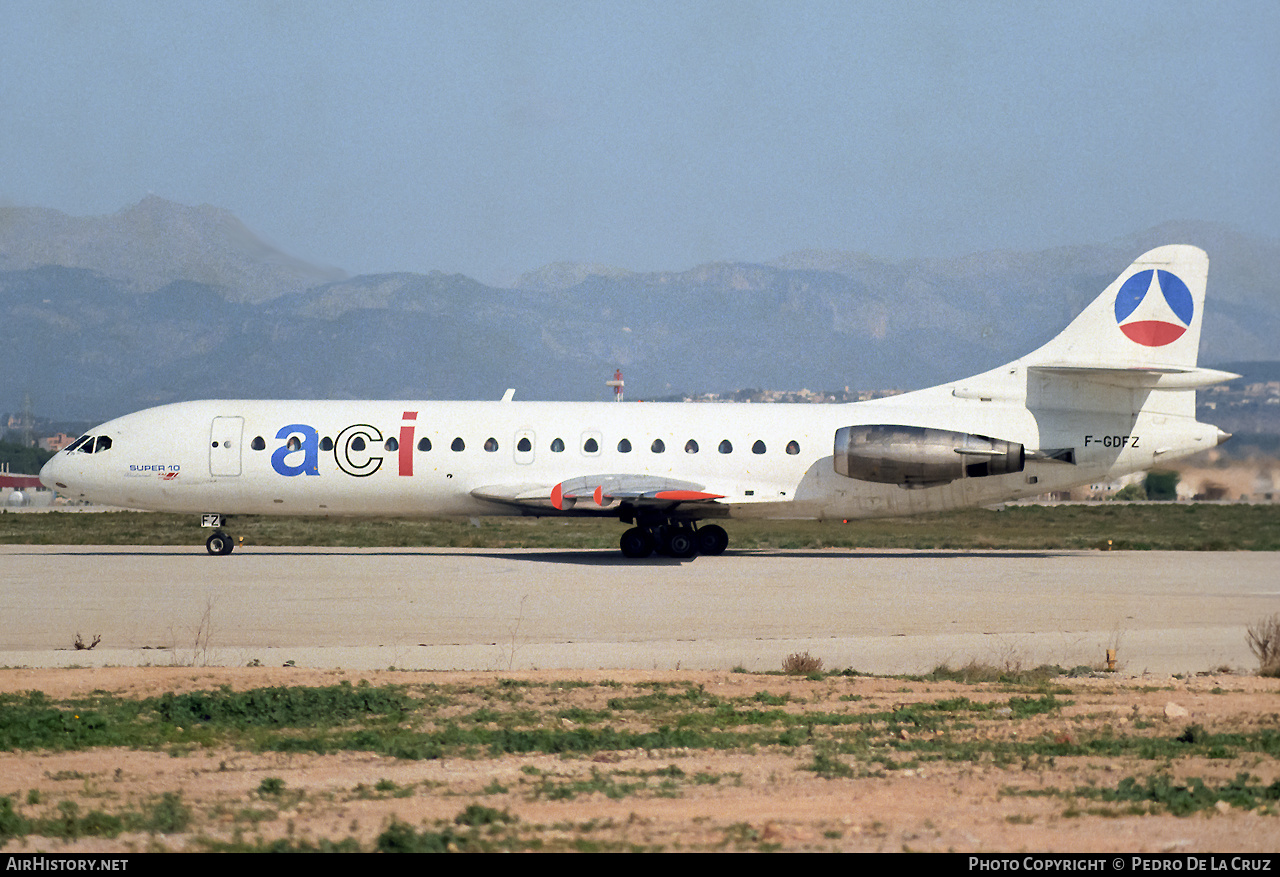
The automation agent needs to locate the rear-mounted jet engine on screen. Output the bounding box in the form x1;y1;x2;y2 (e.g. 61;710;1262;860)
834;425;1024;488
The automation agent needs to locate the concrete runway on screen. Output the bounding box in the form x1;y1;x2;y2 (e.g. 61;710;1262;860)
2;545;1276;676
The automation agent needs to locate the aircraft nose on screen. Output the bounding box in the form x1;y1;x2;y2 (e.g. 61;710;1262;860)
39;454;67;491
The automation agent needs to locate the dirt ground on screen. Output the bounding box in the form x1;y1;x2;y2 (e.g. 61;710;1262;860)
0;667;1277;853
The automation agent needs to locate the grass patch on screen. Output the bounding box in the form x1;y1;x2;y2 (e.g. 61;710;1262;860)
919;662;1075;687
376;809;530;852
0;792;191;842
4;505;1280;550
3;671;1275;851
1020;773;1280;817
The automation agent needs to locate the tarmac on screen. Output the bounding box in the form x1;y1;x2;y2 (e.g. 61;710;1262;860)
1;545;1275;676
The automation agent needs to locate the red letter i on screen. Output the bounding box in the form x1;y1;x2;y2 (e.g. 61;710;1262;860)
400;411;417;476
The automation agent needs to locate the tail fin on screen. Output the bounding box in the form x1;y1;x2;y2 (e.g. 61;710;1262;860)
1026;245;1208;371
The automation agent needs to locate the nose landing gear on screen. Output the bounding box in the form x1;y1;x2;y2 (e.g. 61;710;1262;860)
201;514;235;555
205;531;235;555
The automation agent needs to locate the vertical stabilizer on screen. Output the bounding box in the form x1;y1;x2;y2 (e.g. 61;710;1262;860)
1024;245;1208;370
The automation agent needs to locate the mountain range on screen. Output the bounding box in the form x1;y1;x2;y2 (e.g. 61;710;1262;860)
2;197;1277;421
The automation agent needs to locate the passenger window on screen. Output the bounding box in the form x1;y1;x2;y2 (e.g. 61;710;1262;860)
287;436;302;452
385;437;399;451
752;440;766;454
320;436;334;451
718;440;732;454
685;439;698;453
786;440;800;455
651;438;665;453
583;437;599;454
93;436;112;453
452;437;465;452
251;436;266;451
618;438;632;453
517;437;532;453
417;437;432;452
349;436;364;452
484;437;498;452
551;438;565;453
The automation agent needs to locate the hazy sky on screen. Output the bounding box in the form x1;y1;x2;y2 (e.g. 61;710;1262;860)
2;1;1277;286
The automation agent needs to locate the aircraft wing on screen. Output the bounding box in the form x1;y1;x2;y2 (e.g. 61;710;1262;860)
472;474;725;512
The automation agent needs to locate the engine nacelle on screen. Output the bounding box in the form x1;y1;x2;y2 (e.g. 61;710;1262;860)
834;424;1024;488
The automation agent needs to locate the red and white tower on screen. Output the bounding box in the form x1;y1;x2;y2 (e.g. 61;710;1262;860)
606;369;624;402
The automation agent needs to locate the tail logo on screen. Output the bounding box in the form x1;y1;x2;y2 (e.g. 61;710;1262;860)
1113;269;1193;347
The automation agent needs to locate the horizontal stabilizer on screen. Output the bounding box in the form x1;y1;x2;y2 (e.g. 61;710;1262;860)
1028;365;1238;389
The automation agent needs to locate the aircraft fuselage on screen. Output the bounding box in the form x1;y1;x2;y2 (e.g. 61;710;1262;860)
40;389;1219;521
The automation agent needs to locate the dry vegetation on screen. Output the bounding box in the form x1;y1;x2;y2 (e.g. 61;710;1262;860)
1248;614;1280;678
1;665;1277;853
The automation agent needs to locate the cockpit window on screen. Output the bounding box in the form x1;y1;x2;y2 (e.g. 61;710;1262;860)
69;435;113;453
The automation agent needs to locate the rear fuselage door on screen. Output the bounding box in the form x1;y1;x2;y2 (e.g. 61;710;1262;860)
210;416;244;476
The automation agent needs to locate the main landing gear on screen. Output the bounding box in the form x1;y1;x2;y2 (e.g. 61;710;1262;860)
201;514;235;555
619;520;728;559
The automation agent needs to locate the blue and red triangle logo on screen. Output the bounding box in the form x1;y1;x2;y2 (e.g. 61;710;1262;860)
1114;269;1193;347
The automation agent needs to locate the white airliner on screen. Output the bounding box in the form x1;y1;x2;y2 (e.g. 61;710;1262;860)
40;245;1235;558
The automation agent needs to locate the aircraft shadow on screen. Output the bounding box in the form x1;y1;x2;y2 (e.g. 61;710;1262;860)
729;549;1066;560
471;548;1069;564
15;547;693;565
20;547;1064;563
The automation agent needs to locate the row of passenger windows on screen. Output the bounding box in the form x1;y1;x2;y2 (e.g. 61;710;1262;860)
251;435;802;456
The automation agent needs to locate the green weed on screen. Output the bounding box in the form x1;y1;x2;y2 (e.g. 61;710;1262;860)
5;505;1279;550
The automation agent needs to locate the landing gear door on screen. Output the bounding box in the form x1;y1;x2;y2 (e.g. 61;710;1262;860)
210;417;244;476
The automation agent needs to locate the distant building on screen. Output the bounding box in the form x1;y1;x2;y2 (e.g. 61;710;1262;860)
0;472;54;507
39;433;76;452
